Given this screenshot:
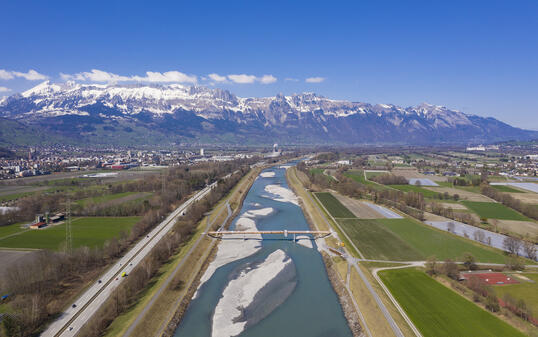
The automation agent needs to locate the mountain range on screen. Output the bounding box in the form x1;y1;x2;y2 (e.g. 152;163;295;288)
0;81;536;146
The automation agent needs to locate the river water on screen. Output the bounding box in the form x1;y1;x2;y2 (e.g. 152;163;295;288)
174;164;353;337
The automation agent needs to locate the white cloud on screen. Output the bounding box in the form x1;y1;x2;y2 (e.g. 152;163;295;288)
0;86;11;93
61;69;197;84
134;71;197;83
208;73;228;83
227;74;257;84
259;74;277;84
0;70;14;80
0;69;48;81
285;77;299;82
305;77;325;83
226;74;277;84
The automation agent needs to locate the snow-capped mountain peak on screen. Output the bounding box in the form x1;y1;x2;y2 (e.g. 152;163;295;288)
1;81;535;145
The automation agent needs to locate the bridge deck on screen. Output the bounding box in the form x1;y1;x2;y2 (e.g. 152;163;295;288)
206;230;331;236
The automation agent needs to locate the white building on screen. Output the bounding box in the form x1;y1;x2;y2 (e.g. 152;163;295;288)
466;145;485;151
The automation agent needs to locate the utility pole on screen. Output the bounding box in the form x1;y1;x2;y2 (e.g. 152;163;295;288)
65;199;72;253
161;170;166;195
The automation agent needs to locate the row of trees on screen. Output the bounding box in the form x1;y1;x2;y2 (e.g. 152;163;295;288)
482;185;538;220
0;160;251;336
430;201;479;227
77;169;247;337
370;173;407;185
503;236;537;261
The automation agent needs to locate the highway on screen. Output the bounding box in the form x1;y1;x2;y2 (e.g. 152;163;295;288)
41;181;218;337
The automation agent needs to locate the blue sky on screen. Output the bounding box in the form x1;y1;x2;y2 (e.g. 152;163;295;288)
1;0;537;129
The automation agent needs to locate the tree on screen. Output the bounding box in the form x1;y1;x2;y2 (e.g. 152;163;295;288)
442;259;460;280
473;230;485;243
503;236;522;256
485;293;500;312
523;240;537;261
505;256;524;271
463;252;477;270
425;256;438;275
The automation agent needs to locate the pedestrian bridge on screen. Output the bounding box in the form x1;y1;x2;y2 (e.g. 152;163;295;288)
206;230;332;239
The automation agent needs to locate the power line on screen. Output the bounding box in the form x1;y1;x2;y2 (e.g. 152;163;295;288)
65;199;72;253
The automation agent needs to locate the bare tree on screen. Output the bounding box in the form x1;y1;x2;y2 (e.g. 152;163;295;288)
425;256;437;275
463;252;477;270
442;259;460;280
503;236;522;256
473;230;485;243
523;241;537;261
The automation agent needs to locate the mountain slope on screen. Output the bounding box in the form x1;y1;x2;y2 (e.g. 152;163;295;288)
0;81;536;146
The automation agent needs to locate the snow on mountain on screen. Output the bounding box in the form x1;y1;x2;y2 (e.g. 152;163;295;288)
0;81;536;145
1;81;472;124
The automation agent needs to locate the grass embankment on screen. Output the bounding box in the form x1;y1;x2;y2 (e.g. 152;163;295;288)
103;168;260;337
338;218;507;263
462;201;531;221
379;268;527;337
0;217;140;250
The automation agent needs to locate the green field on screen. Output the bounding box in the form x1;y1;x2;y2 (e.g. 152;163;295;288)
76;191;147;207
309;168;324;175
0;217;140;250
0;191;34;202
315;192;356;218
365;171;387;179
436;181;483;193
344;171;366;183
379;268;526;337
491;185;524;193
344;170;386;190
338;218;507;263
493;273;538;317
0;223;27;239
461;201;530;221
389;184;445;199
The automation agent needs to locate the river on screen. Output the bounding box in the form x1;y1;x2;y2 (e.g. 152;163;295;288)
174;164;353;337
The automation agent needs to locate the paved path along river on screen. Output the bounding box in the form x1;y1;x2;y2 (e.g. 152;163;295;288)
174;164;353;337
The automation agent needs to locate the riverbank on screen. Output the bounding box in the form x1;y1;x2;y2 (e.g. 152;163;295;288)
322;253;363;337
161;167;262;337
174;163;353;337
101;168;261;337
286;167;363;337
